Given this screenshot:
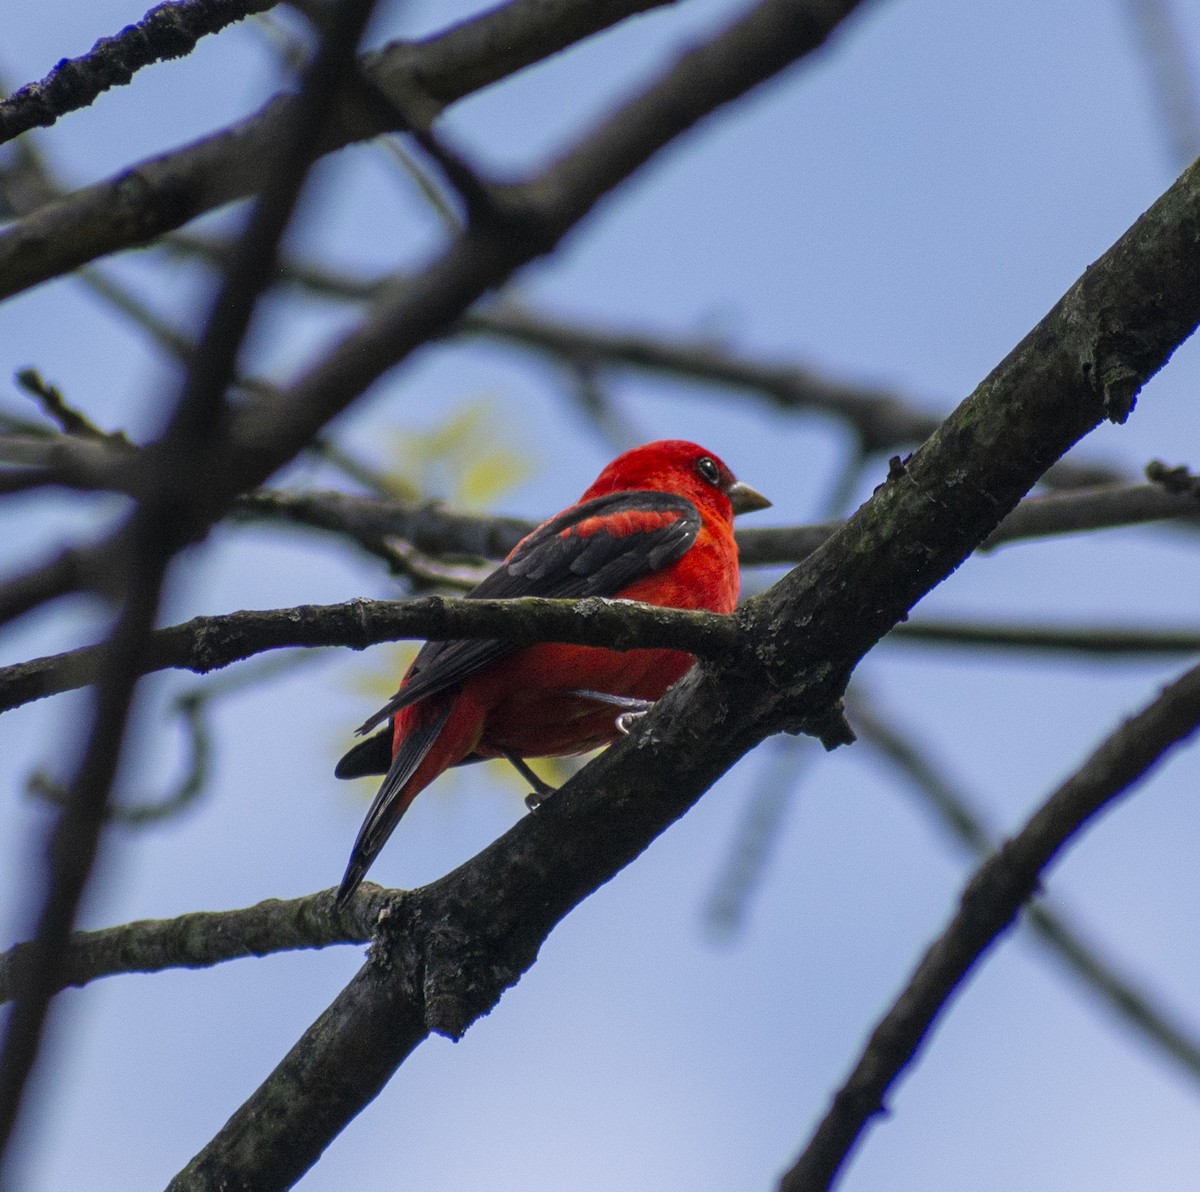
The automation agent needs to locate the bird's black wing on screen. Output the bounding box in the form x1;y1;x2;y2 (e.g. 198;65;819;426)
344;489;701;749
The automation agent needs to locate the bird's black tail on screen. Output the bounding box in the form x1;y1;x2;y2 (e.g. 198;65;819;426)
334;701;453;909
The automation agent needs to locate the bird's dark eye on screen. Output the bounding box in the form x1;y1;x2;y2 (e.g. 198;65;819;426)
696;456;721;486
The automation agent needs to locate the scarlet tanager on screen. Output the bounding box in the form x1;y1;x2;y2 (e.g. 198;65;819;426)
334;439;770;906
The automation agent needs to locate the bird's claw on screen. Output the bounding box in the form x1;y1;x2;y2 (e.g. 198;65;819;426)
566;690;655;736
525;790;549;811
616;709;650;735
569;690;655;732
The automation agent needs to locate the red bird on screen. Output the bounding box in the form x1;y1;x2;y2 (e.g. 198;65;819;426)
334;439;769;906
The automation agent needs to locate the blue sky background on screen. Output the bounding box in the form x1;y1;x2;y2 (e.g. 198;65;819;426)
3;1;1200;1189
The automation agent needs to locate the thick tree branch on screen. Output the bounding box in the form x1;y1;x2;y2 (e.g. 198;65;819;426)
0;0;280;146
780;662;1200;1192
0;0;679;300
166;148;1200;1191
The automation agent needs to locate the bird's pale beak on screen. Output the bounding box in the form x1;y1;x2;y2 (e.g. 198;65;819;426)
727;480;771;515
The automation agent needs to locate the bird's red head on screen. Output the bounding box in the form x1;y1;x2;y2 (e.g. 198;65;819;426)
579;440;770;521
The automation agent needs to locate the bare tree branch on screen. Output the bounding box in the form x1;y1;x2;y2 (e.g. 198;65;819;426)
233;486;536;560
231;474;1200;571
704;737;813;939
161;239;1130;486
889;619;1200;657
9;589;1199;723
0;0;281;146
0;889;381;1004
27;686;215;825
0;0;680;300
780;661;1200;1192
0;596;740;715
0;539;122;627
12;369;128;442
850;691;1200;1088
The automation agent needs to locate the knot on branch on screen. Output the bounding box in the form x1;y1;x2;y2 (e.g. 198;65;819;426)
420;917;546;1040
1146;459;1200;498
369;890;543;1042
776;697;856;751
421;934;518;1041
1079;331;1147;424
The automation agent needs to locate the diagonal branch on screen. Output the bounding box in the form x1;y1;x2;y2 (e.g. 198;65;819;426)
780;661;1200;1192
850;691;1200;1087
0;0;280;146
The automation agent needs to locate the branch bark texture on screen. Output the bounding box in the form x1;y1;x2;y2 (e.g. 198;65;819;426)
0;0;279;145
0;890;379;1004
0;596;739;714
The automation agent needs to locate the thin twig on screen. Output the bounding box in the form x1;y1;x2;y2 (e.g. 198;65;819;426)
28;689;214;826
704;737;813;940
0;0;282;145
564;358;644;453
378;135;465;233
890;620;1200;657
13;370;126;442
0;888;385;1004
